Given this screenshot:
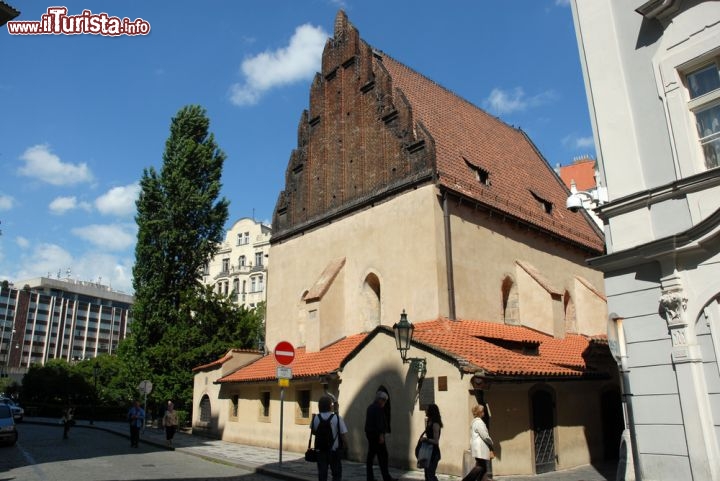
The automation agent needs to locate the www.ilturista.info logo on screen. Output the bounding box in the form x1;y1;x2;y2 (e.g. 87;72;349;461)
7;7;151;36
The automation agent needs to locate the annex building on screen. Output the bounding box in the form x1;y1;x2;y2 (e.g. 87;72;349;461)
193;11;618;477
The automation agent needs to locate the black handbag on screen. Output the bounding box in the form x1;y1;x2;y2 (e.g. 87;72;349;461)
305;415;318;462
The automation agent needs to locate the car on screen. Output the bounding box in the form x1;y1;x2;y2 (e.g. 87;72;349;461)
0;398;23;422
0;404;17;446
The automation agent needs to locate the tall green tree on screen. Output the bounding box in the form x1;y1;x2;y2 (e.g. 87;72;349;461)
129;104;253;410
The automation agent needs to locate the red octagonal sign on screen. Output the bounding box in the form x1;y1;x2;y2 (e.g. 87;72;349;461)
274;341;295;366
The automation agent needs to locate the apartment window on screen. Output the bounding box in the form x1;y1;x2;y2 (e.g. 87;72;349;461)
255;252;264;267
251;277;257;293
260;391;270;419
239;255;246;267
243;232;250;245
258;275;264;292
236;233;242;246
233;279;239;295
687;61;720;169
222;258;230;273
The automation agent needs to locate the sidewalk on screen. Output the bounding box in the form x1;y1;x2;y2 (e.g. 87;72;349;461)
25;417;615;481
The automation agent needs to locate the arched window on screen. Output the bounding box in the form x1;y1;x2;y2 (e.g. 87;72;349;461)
361;273;381;330
199;394;211;423
502;276;519;324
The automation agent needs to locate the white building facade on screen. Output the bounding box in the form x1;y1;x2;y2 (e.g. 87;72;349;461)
571;1;720;479
202;218;271;310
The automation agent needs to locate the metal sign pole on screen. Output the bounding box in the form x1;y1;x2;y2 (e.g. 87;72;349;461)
279;386;284;465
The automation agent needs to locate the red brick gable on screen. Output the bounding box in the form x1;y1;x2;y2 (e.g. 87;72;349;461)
272;11;604;253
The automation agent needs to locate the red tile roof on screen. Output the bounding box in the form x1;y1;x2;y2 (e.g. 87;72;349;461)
377;52;605;253
410;319;608;378
192;349;263;373
217;319;610;384
559;158;597;192
218;334;368;383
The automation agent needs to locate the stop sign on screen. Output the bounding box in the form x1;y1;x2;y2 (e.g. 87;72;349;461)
274;341;295;366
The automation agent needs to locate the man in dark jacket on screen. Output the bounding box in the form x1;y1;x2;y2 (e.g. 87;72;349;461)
365;391;395;481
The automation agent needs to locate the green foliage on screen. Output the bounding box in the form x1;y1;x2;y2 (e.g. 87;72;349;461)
128;105;261;413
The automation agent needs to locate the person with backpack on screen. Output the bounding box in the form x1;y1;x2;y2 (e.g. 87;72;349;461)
311;394;348;481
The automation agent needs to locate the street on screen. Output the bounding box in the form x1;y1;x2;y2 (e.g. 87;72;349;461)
0;423;276;481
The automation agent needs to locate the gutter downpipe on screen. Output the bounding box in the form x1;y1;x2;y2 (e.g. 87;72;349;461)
443;192;456;320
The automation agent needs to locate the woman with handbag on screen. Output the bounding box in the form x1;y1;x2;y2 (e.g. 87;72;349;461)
461;404;494;481
419;403;443;481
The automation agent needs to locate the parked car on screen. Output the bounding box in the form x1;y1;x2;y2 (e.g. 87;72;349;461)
0;404;17;446
0;398;23;422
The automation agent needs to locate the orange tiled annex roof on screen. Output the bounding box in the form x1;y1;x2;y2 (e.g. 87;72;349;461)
217;320;609;384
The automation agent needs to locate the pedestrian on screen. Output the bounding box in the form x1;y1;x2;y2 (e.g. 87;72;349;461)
311;394;348;481
127;399;145;448
365;390;396;481
420;403;443;481
461;404;494;481
62;406;74;439
162;400;178;447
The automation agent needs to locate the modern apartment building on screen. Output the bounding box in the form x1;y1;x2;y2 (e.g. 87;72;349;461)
0;276;133;377
202;217;271;310
572;1;720;479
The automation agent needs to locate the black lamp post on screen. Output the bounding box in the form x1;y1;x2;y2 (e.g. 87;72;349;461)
392;310;426;377
91;361;99;425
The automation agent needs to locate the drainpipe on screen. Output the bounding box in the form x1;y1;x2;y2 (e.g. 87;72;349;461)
442;193;456;320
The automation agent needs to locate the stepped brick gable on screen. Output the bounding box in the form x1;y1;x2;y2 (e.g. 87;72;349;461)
272;10;603;253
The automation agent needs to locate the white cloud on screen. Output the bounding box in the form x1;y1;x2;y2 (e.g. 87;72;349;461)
71;223;136;251
14;243;74;282
48;196;92;215
0;194;14;210
12;243;134;293
16;236;29;249
562;134;596;150
230;23;328;106
18;144;94;186
484;87;557;115
555;0;571;6
95;183;140;217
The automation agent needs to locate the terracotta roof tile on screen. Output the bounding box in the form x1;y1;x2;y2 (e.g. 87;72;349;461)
218;334;367;383
560;159;597;192
377;53;604;253
218;319;609;384
192;349;263;373
410;318;608;378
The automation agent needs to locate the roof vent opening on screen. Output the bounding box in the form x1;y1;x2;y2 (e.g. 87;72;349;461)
530;190;553;214
463;157;490;186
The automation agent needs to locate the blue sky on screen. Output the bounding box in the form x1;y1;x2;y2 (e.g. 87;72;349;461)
0;0;594;294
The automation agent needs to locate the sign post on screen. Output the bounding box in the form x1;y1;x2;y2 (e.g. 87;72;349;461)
137;380;152;433
274;341;295;465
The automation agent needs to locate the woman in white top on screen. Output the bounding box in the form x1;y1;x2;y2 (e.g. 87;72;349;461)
461;404;494;481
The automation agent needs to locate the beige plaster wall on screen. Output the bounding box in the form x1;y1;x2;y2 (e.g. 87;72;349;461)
192;351;262;435
266;185;446;352
448;201;607;336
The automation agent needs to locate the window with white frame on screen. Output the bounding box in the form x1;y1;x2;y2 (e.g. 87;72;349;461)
239;255;246;267
686;60;720;169
222;258;230;273
255;251;264;267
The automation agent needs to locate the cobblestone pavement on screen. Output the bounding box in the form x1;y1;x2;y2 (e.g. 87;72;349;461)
25;417;615;481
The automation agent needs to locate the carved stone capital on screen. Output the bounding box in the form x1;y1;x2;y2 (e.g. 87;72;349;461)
659;291;688;325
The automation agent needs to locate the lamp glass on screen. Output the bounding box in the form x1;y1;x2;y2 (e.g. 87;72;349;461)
392;310;413;359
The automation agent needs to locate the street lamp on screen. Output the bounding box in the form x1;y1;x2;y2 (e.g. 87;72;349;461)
91;361;99;425
392;310;426;378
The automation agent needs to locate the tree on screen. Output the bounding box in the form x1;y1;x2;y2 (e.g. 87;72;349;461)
128;105;260;411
